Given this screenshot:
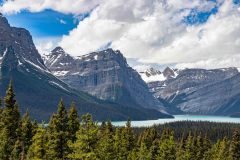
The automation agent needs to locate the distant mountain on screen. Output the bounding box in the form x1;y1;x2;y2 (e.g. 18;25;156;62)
139;67;178;83
44;47;168;114
0;14;172;121
140;67;240;115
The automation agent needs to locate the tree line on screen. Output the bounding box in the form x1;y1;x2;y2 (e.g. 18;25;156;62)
134;121;240;142
0;82;240;160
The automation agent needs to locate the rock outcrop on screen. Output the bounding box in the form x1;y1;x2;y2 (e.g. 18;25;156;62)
140;67;240;115
44;47;166;112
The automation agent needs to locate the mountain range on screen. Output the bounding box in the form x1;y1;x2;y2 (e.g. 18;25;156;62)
0;14;171;121
139;67;240;116
43;47;165;112
1;13;240;120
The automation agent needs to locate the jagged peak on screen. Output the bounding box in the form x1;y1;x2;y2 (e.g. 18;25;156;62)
163;66;173;72
145;68;161;76
51;46;66;55
76;48;125;61
163;67;177;78
0;13;10;28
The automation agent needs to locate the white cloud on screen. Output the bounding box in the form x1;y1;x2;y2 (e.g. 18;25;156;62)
58;0;240;69
175;55;240;69
34;37;61;55
133;64;152;72
58;19;66;24
0;0;100;14
2;0;240;69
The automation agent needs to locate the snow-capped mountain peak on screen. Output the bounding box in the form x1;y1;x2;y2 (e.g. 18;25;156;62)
139;67;178;83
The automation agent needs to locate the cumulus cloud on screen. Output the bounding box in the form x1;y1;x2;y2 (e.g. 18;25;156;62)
1;0;240;69
175;55;240;69
34;37;61;55
0;0;100;14
57;0;240;69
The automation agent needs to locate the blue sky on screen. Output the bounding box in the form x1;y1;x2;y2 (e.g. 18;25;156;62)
5;10;78;37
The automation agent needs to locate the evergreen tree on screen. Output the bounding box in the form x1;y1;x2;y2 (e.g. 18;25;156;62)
157;130;176;160
68;102;80;143
68;113;99;159
140;127;158;149
11;138;22;160
138;142;149;160
0;82;21;160
218;137;230;160
183;132;194;160
114;128;124;159
148;139;160;160
122;120;135;153
211;139;221;160
195;134;204;160
114;119;135;159
211;138;230;160
20;111;33;159
202;134;212;159
176;134;185;160
27;125;47;160
230;130;240;160
0;98;2;128
99;121;107;134
128;148;138;160
46;99;69;159
96;120;115;160
32;120;39;136
138;127;158;160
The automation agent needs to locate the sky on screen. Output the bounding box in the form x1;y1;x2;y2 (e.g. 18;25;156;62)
0;0;240;71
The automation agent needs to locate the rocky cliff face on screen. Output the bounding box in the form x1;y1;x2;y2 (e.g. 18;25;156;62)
44;47;165;111
0;15;172;121
175;73;240;115
140;67;240;115
0;14;46;71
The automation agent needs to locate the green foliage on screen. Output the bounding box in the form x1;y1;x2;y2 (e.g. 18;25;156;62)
46;99;69;159
96;121;115;160
138;142;149;160
0;82;240;160
211;137;230;160
176;134;185;160
230;129;240;160
0;82;21;160
20;111;34;158
68;102;80;143
68;113;99;160
148;139;160;160
27;124;47;160
114;120;135;159
157;130;176;160
138;127;159;160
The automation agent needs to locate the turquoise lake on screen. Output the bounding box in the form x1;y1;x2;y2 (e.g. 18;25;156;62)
111;115;240;127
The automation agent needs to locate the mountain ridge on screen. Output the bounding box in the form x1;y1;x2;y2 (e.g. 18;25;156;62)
139;66;240;116
44;47;166;112
0;15;172;121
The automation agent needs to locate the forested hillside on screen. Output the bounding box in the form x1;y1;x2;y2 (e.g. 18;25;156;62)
0;82;240;160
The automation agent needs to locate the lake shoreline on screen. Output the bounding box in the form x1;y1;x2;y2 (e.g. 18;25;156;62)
111;115;240;127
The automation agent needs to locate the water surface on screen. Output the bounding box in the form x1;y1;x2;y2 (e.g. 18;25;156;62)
111;115;240;127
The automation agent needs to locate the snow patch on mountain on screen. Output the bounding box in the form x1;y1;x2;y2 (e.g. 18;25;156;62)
49;81;70;93
140;72;167;83
53;70;69;76
139;67;178;83
23;58;51;74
